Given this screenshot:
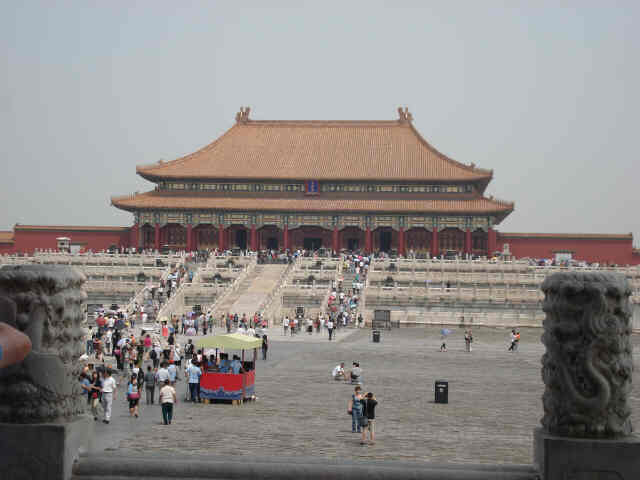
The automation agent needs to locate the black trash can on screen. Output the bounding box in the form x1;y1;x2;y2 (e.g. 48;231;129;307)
435;380;448;404
372;330;381;343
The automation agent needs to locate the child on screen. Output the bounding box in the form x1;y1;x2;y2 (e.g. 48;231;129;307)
361;392;378;445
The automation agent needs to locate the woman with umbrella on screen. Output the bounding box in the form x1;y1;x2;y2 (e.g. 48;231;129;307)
440;328;451;352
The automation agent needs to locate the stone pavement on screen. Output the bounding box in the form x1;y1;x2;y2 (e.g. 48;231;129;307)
90;327;640;466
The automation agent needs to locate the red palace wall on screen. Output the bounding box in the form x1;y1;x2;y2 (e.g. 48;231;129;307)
497;234;639;265
10;227;131;255
3;224;640;266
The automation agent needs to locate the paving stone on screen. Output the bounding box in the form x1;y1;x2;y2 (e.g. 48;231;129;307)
91;327;640;466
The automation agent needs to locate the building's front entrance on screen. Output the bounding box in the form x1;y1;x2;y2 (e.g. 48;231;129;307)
347;238;359;251
236;229;247;250
266;237;279;250
379;230;392;252
303;237;322;251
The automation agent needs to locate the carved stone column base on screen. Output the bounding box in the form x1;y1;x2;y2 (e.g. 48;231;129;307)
534;427;640;480
0;415;94;480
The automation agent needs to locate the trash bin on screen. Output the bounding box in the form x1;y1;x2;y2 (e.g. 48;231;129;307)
372;330;381;343
435;380;448;404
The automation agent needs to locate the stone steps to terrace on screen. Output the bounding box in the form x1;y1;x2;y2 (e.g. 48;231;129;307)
215;264;288;316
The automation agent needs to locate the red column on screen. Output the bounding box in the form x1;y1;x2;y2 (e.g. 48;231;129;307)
154;224;160;251
431;229;439;258
332;227;338;253
488;228;497;257
465;228;472;256
218;224;225;250
398;227;405;257
365;227;372;254
250;224;257;251
283;225;289;251
186;224;193;252
131;223;139;250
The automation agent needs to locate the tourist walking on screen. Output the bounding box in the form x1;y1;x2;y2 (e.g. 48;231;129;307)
101;369;117;424
348;385;364;433
127;373;140;418
144;365;156;404
464;330;473;352
361;392;378;445
89;371;102;421
187;361;202;403
508;329;519;352
261;334;268;361
327;319;334;341
159;380;177;425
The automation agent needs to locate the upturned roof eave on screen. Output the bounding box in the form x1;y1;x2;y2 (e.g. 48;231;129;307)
111;192;514;216
135;171;493;184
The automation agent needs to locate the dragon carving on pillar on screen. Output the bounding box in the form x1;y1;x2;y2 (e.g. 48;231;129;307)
540;272;633;438
0;265;87;423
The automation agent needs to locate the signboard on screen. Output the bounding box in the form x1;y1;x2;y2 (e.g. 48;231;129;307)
305;180;319;195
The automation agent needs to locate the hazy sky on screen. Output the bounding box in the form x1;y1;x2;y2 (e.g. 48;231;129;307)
2;2;638;245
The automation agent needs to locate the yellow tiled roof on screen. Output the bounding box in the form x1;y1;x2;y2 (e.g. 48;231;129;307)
0;231;14;243
112;191;513;216
136;116;492;182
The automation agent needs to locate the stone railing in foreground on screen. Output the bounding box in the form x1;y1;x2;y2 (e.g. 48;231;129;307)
0;265;93;480
534;271;639;479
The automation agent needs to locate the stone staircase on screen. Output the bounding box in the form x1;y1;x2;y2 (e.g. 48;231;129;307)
214;264;288;316
72;453;538;480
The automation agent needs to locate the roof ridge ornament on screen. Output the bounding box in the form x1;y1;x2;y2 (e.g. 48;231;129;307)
397;106;413;123
235;106;251;124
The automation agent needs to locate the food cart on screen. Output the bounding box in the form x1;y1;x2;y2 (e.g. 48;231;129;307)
195;333;262;403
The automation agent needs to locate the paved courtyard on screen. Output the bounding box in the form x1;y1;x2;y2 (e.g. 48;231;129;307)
92;326;640;466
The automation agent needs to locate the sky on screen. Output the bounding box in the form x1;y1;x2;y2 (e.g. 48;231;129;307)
1;1;639;245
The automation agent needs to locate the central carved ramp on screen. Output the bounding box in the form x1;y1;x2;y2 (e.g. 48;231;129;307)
73;453;538;480
217;264;287;315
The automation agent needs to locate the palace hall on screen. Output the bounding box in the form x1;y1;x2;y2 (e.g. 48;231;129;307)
111;107;514;257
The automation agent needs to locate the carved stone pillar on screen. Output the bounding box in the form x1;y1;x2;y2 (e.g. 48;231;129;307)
0;265;93;480
534;271;639;479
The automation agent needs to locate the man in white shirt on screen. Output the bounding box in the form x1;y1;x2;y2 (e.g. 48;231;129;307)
332;362;346;381
156;362;170;385
159;380;177;425
101;369;117;424
282;316;289;336
327;319;335;341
